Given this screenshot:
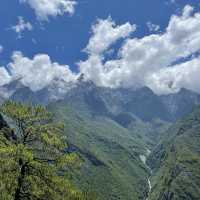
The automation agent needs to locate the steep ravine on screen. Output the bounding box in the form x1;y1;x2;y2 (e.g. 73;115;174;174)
139;149;152;200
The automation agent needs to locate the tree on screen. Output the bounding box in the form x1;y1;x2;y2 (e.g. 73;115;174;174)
0;101;87;200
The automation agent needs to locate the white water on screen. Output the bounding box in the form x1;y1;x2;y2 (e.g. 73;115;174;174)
139;149;152;200
145;178;152;200
147;178;152;191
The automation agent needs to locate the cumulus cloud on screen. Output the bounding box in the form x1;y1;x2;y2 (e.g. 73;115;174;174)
11;16;33;38
0;47;9;87
147;56;200;94
9;51;77;91
0;67;11;86
0;52;77;92
85;17;136;55
79;5;200;94
79;17;136;84
1;5;200;96
20;0;77;21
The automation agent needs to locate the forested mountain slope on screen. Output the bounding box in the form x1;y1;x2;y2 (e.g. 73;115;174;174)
48;102;150;200
1;80;200;200
148;107;200;200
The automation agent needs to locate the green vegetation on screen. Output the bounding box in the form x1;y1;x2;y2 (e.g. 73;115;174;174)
0;101;93;200
48;100;151;200
148;107;200;200
1;84;200;200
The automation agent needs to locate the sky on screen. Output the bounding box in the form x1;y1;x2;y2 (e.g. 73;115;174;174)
0;0;200;96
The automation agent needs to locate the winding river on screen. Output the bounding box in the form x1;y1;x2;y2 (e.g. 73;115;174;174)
139;149;152;200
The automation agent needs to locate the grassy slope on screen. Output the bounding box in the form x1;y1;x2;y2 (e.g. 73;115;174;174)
148;107;200;200
48;102;150;200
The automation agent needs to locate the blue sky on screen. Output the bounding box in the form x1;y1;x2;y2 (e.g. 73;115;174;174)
0;0;198;68
1;0;200;96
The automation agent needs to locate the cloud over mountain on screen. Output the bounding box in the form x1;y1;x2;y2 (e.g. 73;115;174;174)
147;56;200;95
1;52;77;91
79;17;136;86
1;5;200;96
0;67;11;87
80;5;200;94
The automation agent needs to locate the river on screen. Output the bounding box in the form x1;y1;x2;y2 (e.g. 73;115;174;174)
139;149;152;200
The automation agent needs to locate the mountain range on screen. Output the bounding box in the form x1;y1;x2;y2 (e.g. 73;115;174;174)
2;77;200;122
1;78;200;200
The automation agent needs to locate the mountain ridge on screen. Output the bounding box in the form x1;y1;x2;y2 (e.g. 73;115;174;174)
2;79;200;122
1;79;200;200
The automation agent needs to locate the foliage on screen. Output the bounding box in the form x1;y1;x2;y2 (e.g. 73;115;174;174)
48;101;150;200
148;107;200;200
0;101;89;200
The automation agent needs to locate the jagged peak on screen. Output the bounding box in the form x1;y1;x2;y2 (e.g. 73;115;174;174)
76;73;96;89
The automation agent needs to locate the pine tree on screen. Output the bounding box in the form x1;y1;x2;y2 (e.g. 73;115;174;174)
0;101;88;200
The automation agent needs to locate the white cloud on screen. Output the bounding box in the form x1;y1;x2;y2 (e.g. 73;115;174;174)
182;5;194;18
1;5;200;97
146;21;160;32
79;5;200;94
85;17;136;55
79;17;136;84
11;16;33;38
0;47;9;88
0;48;9;89
20;0;77;21
6;51;77;91
147;56;200;94
0;67;11;86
